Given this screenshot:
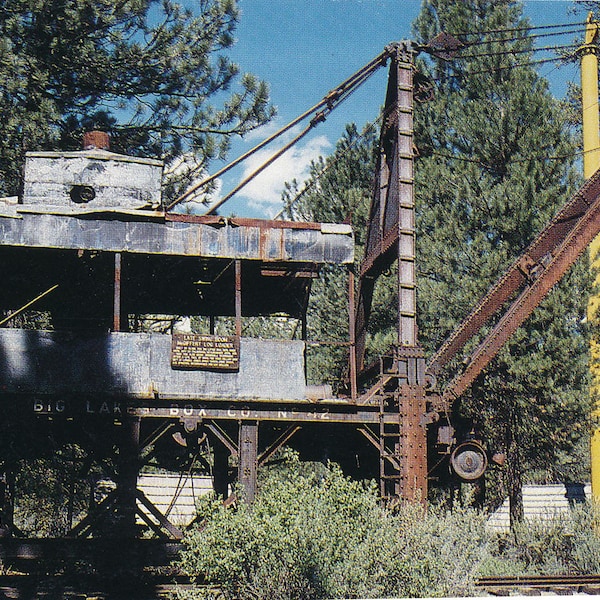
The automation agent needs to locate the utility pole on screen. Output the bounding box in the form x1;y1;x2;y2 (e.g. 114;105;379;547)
580;12;600;503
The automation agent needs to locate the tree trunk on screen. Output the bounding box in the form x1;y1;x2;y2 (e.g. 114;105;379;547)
507;404;524;528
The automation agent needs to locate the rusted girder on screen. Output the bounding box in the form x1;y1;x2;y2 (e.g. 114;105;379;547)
429;171;600;375
440;170;600;403
397;383;428;503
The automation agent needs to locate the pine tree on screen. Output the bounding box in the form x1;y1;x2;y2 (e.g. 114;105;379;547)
0;0;275;200
283;123;380;388
412;0;588;519
290;1;589;517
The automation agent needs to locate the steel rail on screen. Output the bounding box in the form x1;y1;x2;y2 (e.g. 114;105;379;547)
477;573;600;588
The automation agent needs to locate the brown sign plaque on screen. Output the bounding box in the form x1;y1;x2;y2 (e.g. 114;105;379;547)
171;334;240;371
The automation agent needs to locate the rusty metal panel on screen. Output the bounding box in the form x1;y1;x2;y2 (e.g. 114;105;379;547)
0;329;150;394
168;214;325;231
0;212;354;264
150;337;307;400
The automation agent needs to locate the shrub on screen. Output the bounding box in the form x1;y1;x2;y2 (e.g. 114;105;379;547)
177;454;491;599
486;502;600;576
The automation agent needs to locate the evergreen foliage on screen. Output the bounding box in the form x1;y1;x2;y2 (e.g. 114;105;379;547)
0;0;275;200
283;124;381;386
14;447;91;537
285;0;589;513
413;0;589;515
178;455;600;599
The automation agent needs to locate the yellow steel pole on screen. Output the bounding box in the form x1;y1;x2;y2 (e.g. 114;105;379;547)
581;12;600;503
582;14;600;179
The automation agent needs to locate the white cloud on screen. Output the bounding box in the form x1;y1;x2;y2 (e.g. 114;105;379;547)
234;129;332;217
242;118;286;143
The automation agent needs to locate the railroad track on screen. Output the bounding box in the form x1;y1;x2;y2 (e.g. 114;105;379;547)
0;573;200;599
477;574;600;595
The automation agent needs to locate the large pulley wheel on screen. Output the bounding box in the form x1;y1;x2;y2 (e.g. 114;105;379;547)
450;441;487;481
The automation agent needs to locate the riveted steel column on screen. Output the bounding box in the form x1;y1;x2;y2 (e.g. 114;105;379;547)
394;45;427;504
397;377;427;503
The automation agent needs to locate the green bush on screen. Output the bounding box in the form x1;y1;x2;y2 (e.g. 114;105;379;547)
178;452;600;599
486;502;600;576
177;454;490;599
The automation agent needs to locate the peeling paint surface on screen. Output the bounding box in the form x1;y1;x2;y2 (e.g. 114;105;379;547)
0;211;354;263
0;330;307;401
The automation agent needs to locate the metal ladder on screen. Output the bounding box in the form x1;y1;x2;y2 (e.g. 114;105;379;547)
378;355;402;503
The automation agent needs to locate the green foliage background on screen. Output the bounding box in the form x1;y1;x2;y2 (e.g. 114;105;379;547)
413;0;590;512
178;454;600;599
178;453;490;600
0;0;275;201
286;0;591;513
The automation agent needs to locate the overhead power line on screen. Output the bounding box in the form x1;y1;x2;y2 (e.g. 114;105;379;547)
459;25;585;48
464;55;573;77
447;20;586;40
431;148;584;166
455;42;580;60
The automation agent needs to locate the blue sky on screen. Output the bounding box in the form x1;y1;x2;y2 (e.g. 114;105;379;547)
197;1;589;218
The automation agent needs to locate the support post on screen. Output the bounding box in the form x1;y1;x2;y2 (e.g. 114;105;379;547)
235;259;242;338
212;440;230;501
348;269;358;401
238;421;258;504
113;252;122;332
580;13;600;504
116;417;140;537
394;44;427;503
397;380;427;503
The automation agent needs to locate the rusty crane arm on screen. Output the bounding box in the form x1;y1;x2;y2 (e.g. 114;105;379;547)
429;169;600;406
